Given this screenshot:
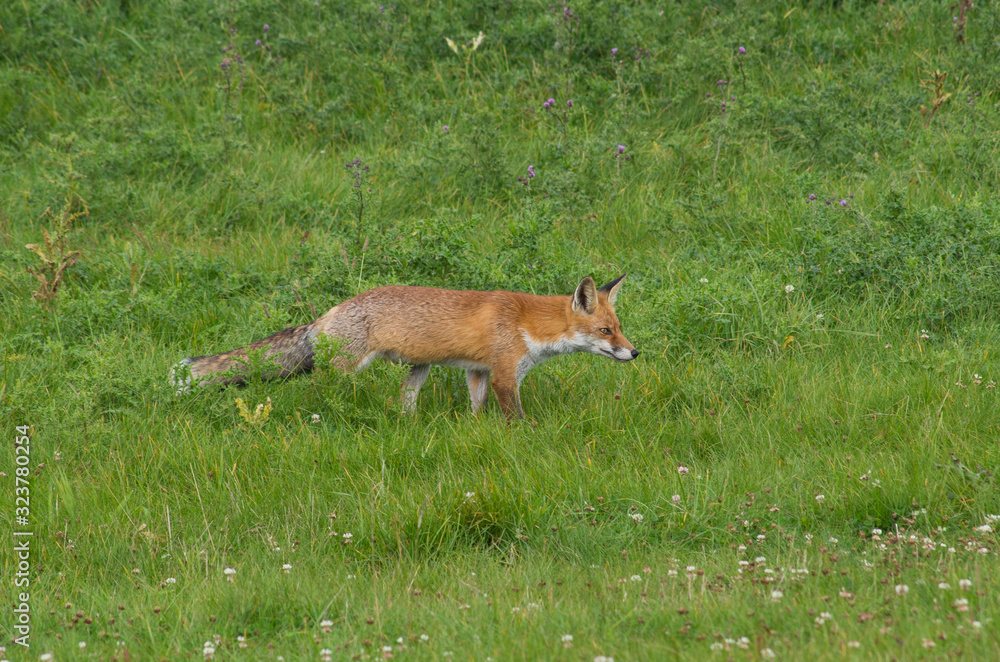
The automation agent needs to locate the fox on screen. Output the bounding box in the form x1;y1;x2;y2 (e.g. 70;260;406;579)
171;275;638;419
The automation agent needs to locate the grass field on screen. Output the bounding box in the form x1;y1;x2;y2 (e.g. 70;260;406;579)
2;0;1000;659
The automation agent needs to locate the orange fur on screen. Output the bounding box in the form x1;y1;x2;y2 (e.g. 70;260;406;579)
173;276;638;419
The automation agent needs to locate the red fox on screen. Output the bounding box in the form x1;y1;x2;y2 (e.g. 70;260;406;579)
172;275;637;418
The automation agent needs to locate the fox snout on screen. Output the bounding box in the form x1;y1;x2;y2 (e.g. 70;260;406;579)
610;345;639;361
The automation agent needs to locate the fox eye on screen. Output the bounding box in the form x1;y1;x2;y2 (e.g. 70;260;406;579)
600;327;612;335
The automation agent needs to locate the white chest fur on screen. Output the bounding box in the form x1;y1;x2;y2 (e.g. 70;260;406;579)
516;330;584;385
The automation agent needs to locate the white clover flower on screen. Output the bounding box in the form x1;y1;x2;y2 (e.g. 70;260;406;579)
282;563;292;573
975;524;993;533
79;642;87;649
815;494;825;503
672;494;681;505
420;634;429;642
847;641;860;648
630;513;644;523
938;582;951;590
224;567;236;582
770;590;783;600
785;285;795;294
959;579;973;589
311;413;321;423
762;648;776;658
677;465;689;475
699;277;709;283
895;584;909;595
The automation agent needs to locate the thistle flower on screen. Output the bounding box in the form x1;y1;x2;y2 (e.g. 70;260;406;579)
738;46;746;54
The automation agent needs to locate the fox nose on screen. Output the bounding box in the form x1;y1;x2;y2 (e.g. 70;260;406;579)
630;349;639;359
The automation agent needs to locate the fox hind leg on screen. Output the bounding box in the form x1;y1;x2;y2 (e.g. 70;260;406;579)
466;369;490;414
401;364;431;413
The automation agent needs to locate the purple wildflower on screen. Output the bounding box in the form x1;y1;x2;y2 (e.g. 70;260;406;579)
717;80;728;86
567;99;573;107
264;24;270;32
808;193;817;200
611;48;618;55
442;125;449;132
528;165;536;178
840;200;847;207
256;39;262;46
738;46;746;54
617;145;626;155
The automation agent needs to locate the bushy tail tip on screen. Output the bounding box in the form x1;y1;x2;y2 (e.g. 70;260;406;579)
170;357;196;395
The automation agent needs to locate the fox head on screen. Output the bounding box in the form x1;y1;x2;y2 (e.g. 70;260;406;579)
570;275;638;362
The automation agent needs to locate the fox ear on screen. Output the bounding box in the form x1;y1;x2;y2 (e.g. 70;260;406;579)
598;274;626;305
572;277;598;314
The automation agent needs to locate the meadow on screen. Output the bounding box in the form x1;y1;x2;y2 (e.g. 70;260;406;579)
2;0;1000;659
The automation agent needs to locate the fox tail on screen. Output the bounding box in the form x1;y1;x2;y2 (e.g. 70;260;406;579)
171;322;318;393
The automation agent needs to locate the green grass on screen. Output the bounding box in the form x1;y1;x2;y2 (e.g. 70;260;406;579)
2;0;1000;659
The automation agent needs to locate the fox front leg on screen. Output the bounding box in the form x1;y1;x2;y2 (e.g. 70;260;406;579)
490;364;524;420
